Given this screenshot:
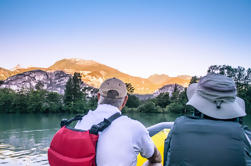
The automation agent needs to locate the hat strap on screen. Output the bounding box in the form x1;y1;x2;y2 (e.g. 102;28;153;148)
215;100;224;109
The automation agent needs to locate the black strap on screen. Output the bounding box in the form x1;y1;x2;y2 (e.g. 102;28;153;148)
106;112;122;123
89;112;121;135
60;115;83;127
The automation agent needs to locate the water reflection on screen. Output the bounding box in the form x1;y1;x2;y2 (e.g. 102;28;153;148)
0;113;66;166
0;113;250;166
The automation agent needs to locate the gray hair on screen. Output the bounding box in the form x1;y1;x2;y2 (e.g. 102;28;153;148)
98;96;125;108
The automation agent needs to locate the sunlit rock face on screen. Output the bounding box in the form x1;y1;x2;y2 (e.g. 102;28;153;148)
153;84;184;97
0;70;97;96
0;70;70;94
0;67;12;80
134;94;154;100
133;84;184;100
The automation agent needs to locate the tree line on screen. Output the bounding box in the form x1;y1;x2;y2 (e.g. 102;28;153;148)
0;65;250;114
124;65;250;114
0;73;97;113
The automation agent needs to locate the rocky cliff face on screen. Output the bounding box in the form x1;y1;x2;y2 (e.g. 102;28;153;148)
134;84;185;100
153;84;185;97
134;94;154;100
0;70;96;96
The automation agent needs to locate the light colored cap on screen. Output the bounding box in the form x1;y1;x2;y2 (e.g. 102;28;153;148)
99;77;127;99
186;73;246;119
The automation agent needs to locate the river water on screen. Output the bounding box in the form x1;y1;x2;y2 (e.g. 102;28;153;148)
1;112;251;166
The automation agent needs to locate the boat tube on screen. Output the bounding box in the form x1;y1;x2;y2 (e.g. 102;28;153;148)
137;122;174;166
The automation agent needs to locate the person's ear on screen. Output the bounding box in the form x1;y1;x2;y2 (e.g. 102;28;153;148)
120;95;128;110
97;93;100;101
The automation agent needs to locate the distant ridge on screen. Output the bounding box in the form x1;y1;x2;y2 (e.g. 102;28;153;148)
0;67;12;80
148;74;170;85
148;74;191;87
0;58;191;94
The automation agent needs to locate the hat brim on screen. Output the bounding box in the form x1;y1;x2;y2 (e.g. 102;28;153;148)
186;83;246;119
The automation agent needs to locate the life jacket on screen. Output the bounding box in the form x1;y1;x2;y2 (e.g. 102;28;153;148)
48;112;121;166
164;116;246;166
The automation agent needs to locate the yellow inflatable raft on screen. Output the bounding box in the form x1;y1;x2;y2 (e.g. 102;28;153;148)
137;128;170;166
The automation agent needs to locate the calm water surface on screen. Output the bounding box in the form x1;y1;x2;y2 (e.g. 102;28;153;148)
0;112;251;166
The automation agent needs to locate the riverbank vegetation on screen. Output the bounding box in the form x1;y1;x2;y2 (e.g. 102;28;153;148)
0;65;250;114
126;65;251;114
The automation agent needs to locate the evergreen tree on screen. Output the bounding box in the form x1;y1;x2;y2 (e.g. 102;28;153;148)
72;72;83;101
171;84;179;101
27;89;47;113
63;72;87;112
125;83;140;108
154;92;170;108
0;88;15;113
64;76;74;106
126;83;135;94
126;94;140;108
13;90;28;113
189;76;198;85
45;92;63;113
64;73;83;102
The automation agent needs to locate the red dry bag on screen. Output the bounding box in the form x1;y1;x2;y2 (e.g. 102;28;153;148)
48;113;121;166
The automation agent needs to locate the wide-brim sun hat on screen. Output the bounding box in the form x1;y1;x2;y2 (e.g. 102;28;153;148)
186;74;246;119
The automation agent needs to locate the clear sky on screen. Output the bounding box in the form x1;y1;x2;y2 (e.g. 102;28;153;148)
0;0;250;77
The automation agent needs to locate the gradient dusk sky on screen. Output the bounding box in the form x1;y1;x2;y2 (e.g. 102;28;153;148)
0;0;250;77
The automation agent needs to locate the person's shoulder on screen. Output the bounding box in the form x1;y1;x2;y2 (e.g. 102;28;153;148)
119;115;148;132
75;109;96;130
81;109;95;120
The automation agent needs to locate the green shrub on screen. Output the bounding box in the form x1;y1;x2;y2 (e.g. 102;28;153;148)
0;88;15;113
137;101;159;113
165;102;185;114
126;95;140;108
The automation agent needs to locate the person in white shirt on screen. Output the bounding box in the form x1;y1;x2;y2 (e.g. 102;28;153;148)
75;77;162;166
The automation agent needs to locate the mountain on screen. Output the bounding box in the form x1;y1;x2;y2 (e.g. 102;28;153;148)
148;74;191;87
153;84;185;97
0;67;12;80
134;94;154;100
0;70;72;94
0;70;97;96
10;64;23;71
134;83;185;100
48;58;160;94
0;58;191;94
0;68;185;99
148;74;170;85
162;75;191;87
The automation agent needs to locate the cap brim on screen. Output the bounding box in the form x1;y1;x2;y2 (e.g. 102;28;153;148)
187;93;246;119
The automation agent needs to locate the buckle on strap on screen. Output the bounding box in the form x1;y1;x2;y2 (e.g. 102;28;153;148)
60;115;83;127
90;119;111;135
89;113;121;134
90;124;99;135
